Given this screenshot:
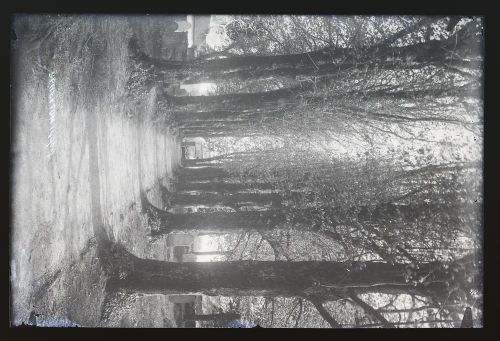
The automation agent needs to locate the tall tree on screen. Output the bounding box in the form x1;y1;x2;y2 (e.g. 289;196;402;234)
129;19;481;85
106;245;472;301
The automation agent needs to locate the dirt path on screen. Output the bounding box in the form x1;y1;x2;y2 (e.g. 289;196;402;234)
11;82;180;326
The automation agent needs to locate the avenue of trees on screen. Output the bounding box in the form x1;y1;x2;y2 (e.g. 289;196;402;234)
16;15;482;327
116;15;483;328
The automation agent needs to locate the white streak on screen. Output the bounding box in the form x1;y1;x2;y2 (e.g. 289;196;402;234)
47;72;57;159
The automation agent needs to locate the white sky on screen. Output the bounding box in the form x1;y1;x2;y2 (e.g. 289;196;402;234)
205;15;232;49
194;234;228;262
180;82;217;96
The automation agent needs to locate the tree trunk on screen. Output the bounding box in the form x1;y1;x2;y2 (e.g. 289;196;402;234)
176;180;275;193
150;209;285;235
174;107;290;126
168;83;479;123
159;86;306;112
107;246;462;299
147;202;442;235
178;120;252;131
178;166;230;181
181;129;263;139
173;191;282;207
181;152;259;167
130;26;481;84
177;166;281;184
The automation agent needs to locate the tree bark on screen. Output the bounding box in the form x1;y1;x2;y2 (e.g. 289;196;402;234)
176;180;275;193
159;86;306;112
181;152;259;167
167;82;479;122
181;129;263;139
130;26;481;84
149;208;286;235
173;191;282;207
178;120;253;131
107;246;461;299
178;166;230;181
146;202;448;235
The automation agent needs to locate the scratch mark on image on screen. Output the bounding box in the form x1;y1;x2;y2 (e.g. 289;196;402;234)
47;71;56;159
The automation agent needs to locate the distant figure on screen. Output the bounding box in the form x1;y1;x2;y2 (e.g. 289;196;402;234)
460;307;473;328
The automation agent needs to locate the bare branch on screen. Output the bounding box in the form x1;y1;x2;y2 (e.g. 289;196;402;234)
348;291;396;328
307;297;343;328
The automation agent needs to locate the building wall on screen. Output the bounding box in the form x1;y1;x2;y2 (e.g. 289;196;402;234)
129;15;212;61
192;16;211;49
129;15;190;61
